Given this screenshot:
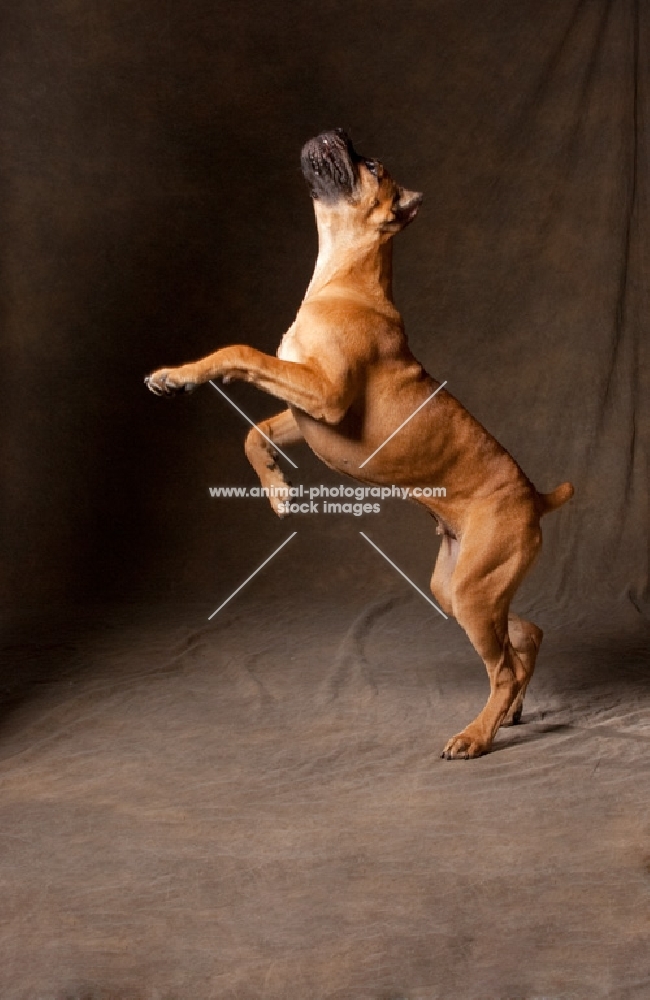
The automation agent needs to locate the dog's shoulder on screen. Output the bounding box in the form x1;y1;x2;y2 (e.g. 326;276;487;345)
296;291;402;348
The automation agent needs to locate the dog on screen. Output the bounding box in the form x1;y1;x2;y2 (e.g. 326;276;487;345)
145;129;573;759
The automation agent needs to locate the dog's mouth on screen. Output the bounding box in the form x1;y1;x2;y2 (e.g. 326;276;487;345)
300;129;363;202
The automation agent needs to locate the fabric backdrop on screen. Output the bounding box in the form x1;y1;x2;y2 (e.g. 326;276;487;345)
2;0;647;615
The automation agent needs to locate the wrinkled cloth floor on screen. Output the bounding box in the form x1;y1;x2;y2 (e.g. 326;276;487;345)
1;595;648;1000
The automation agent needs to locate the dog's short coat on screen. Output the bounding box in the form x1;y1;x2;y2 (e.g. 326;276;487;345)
146;130;574;758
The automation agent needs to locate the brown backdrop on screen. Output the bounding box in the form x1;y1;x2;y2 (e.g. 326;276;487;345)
2;0;648;616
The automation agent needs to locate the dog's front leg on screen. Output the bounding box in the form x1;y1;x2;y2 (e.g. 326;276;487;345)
145;344;350;424
245;409;304;517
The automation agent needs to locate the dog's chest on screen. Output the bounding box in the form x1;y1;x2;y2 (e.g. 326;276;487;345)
276;325;304;363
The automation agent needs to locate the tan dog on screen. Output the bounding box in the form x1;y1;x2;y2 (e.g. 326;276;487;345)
145;129;573;759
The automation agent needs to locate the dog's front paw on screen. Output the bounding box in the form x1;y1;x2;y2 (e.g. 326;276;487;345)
145;368;197;396
273;500;291;519
440;729;489;760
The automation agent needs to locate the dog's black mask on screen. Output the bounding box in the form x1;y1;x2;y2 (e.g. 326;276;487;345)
300;129;366;202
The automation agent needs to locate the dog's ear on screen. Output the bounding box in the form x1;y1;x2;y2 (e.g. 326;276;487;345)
394;188;423;227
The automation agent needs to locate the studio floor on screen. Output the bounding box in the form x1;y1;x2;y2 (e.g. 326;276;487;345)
1;593;649;1000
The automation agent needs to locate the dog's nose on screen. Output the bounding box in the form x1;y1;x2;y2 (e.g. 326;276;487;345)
318;128;350;147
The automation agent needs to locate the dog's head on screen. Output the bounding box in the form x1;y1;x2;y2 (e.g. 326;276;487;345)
300;129;423;237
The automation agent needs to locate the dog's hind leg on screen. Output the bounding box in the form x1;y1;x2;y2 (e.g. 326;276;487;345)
430;531;459;617
244;409;303;517
441;509;542;759
501;613;543;725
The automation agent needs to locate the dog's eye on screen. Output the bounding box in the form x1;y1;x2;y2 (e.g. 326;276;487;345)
364;159;378;177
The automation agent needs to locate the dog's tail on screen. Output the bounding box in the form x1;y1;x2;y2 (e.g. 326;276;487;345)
537;481;574;516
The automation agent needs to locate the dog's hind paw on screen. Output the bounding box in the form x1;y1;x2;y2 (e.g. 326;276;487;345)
502;702;523;726
441;730;488;760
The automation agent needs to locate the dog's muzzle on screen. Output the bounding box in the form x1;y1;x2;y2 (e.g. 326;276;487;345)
300;129;361;202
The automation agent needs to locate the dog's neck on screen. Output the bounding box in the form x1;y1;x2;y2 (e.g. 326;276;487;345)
304;206;394;304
